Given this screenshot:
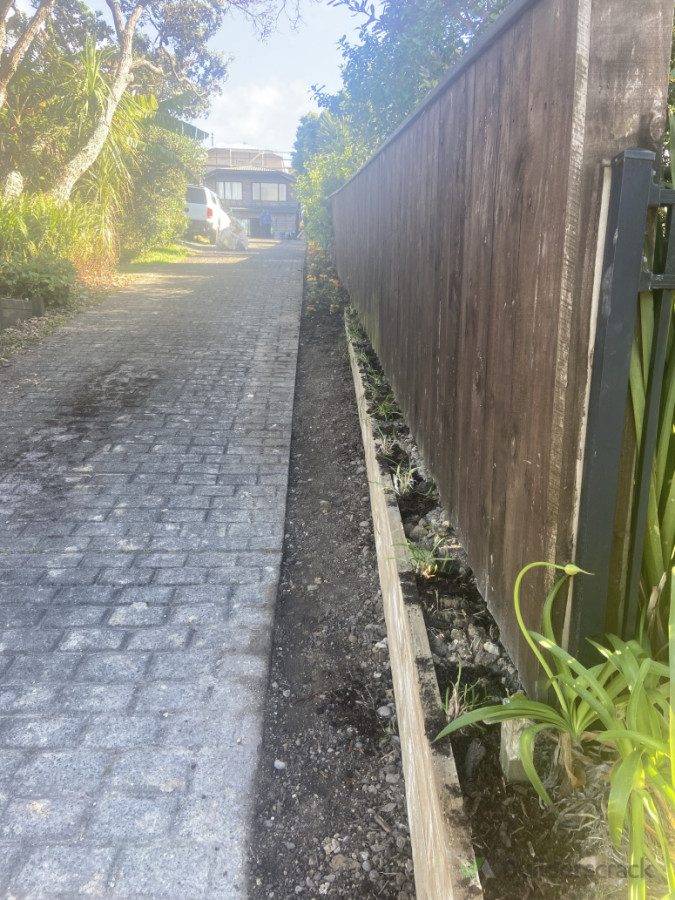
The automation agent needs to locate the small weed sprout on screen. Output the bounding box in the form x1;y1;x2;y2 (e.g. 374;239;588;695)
392;461;417;497
375;425;398;457
443;663;483;723
371;393;401;421
405;535;455;578
348;310;404;424
356;346;371;367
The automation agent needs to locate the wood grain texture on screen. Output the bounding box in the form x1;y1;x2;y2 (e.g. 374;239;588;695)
331;0;674;692
347;325;481;900
333;0;673;690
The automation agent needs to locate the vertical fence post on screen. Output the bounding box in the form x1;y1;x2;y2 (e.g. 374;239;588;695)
570;149;656;661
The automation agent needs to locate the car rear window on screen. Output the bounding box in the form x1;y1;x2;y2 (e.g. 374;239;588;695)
186;187;206;203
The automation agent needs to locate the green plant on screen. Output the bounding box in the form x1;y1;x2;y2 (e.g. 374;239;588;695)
363;367;386;393
391;460;417;497
0;194;98;267
443;662;484;723
588;606;675;899
0;201;29;259
436;564;603;791
304;242;344;312
121;125;203;254
405;535;455;577
0;255;77;307
370;392;401;421
435;562;675;900
374;424;399;457
629;285;675;650
627;117;675;650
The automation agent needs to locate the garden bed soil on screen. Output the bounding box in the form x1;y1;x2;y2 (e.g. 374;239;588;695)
247;285;416;898
246;260;624;900
346;312;625;900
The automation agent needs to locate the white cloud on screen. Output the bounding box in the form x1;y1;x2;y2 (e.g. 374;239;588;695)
198;78;320;153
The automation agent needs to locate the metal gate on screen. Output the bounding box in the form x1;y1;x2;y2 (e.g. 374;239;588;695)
571;148;675;659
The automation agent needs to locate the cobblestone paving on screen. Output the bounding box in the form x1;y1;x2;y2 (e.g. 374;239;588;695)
0;240;305;898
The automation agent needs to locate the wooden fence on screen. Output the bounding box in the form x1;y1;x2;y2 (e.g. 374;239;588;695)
331;0;674;693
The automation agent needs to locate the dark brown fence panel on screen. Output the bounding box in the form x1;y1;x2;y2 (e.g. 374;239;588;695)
331;0;673;693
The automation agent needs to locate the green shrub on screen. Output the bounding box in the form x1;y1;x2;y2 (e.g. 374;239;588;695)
27;194;99;269
0;256;77;307
0;200;30;259
120;126;203;253
0;194;98;268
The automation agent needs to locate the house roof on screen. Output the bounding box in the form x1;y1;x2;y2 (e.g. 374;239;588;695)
205;168;296;183
205;147;291;172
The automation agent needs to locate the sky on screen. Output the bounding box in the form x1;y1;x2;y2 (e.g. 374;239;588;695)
67;0;372;156
71;0;370;157
193;1;368;155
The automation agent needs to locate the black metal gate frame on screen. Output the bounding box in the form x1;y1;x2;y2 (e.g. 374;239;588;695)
571;148;674;660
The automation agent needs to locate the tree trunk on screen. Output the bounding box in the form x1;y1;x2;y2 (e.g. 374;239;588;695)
0;0;57;111
0;0;13;57
48;2;143;204
48;66;132;204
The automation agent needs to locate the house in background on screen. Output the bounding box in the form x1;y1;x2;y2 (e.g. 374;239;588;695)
203;147;300;239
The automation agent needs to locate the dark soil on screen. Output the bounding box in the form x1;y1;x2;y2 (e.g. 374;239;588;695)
247;267;608;900
247;285;415;898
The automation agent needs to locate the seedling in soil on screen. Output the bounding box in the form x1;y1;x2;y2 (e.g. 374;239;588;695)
354;346;380;382
404;535;456;578
371;393;402;421
365;375;389;400
443;663;484;723
375;424;399;458
355;346;372;367
392;461;418;497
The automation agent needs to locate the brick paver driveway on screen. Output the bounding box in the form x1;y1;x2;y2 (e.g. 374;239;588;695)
0;239;305;898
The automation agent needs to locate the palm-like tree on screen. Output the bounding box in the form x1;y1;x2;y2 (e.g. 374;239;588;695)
60;38;157;267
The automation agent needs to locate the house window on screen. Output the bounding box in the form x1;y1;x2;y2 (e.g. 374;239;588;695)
216;181;242;201
252;183;287;202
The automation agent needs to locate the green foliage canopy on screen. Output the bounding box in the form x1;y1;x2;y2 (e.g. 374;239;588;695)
294;0;512;249
121;124;205;253
0;0;296;270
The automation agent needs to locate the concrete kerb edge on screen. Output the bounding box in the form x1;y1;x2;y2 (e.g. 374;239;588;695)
345;315;483;900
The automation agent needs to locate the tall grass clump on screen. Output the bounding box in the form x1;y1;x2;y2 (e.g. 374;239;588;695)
630;285;675;649
629;124;675;649
0;194;99;307
0;193;98;268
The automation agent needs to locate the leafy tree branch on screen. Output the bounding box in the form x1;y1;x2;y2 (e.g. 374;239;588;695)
0;0;58;110
43;0;300;202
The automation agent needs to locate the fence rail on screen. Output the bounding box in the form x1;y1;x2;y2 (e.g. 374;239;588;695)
331;0;673;693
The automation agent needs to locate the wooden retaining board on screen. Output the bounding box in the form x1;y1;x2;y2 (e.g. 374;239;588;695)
0;296;43;329
347;318;482;900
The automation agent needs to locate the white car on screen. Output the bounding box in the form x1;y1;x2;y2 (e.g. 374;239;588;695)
185;185;231;243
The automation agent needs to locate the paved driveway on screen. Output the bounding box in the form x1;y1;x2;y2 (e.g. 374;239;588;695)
0;240;305;898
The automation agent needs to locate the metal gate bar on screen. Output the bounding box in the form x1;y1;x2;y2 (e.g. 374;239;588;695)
570;148;674;659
